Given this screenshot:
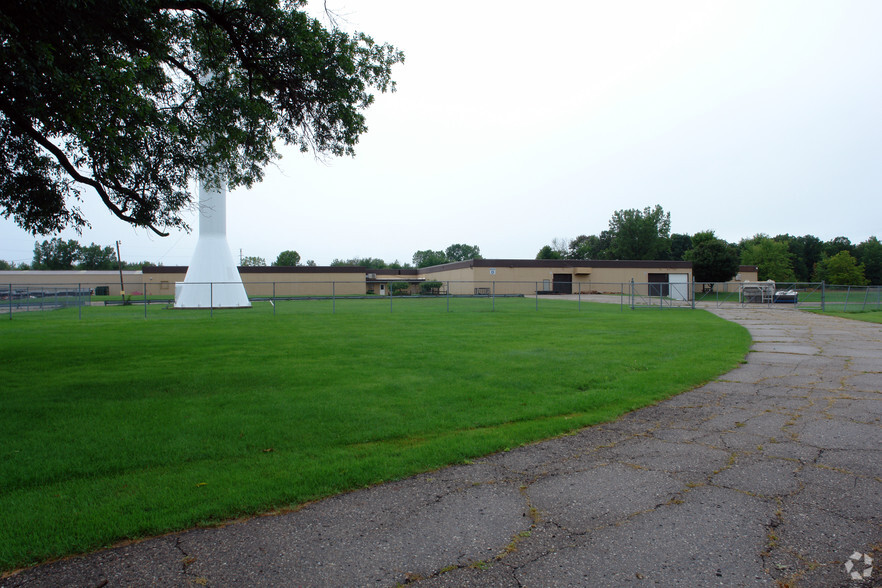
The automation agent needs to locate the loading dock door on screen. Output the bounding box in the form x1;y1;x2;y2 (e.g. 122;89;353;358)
648;273;669;297
669;273;689;301
552;274;573;294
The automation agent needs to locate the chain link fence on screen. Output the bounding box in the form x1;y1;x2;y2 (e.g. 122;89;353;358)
2;285;93;314
819;284;882;312
4;279;881;320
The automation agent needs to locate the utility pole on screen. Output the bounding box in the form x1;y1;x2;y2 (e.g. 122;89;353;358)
115;240;125;302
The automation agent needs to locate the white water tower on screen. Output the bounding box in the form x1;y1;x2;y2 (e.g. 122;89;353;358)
174;180;251;309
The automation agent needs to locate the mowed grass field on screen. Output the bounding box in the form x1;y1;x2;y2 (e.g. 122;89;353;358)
815;309;882;323
0;298;750;572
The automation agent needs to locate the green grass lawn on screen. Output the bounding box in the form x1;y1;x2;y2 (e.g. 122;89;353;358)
0;298;750;572
810;309;882;323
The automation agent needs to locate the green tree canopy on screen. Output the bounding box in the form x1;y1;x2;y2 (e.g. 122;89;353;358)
567;232;612;260
32;238;81;269
412;250;447;268
273;250;301;267
122;261;156;271
670;233;693;261
855;236;882;285
240;256;266;267
535;245;562;260
567;235;593;260
444;244;482;262
824;236;854;258
0;0;403;235
78;243;117;270
690;230;718;248
330;257;388;268
740;235;796;282
775;234;824;282
535;237;568;260
812;251;868;285
684;231;739;283
607;205;672;260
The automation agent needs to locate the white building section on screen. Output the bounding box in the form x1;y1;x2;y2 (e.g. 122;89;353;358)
669;273;689;301
174;181;251;309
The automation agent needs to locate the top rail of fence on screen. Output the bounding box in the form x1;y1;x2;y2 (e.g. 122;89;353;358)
4;279;881;319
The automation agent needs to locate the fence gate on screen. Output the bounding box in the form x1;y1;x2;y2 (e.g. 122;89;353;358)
669;274;689;301
647;274;668;297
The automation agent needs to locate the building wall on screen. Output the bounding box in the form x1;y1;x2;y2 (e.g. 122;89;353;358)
1;271;143;296
142;266;368;298
2;261;762;301
142;269;185;296
418;260;694;297
735;266;759;282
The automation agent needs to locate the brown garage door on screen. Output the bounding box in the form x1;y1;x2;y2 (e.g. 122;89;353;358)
648;273;669;297
552;273;573;294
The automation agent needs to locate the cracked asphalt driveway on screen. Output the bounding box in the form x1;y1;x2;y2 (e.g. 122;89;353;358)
3;308;880;587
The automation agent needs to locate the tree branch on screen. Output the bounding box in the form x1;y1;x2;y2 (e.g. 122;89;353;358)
1;105;169;236
156;0;259;75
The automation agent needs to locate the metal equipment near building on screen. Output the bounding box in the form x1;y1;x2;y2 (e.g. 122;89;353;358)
741;281;775;303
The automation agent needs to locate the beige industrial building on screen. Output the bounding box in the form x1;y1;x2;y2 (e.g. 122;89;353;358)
2;261;759;300
0;270;142;297
142;266;369;298
415;259;695;297
373;260;758;299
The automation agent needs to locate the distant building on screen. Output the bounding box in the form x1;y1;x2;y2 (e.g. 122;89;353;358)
2;261;759;301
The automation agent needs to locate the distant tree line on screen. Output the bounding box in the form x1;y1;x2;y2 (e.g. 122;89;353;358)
5;225;878;286
0;238;155;270
239;250;319;267
328;244;482;269
535;205;882;286
0;241;328;271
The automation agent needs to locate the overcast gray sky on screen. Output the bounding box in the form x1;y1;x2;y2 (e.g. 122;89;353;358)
2;0;880;267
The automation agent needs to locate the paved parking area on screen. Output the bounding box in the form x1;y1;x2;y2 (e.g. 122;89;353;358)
3;308;880;587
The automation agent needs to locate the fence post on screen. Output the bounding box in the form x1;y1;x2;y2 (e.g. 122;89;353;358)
630;279;635;310
535;282;538;311
844;285;851;311
7;283;11;320
446;281;450;312
578;282;581;311
492;281;495;312
389;282;393;313
691;281;695;310
144;281;147;319
78;283;82;320
272;282;276;316
821;282;825;311
210;282;213;319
